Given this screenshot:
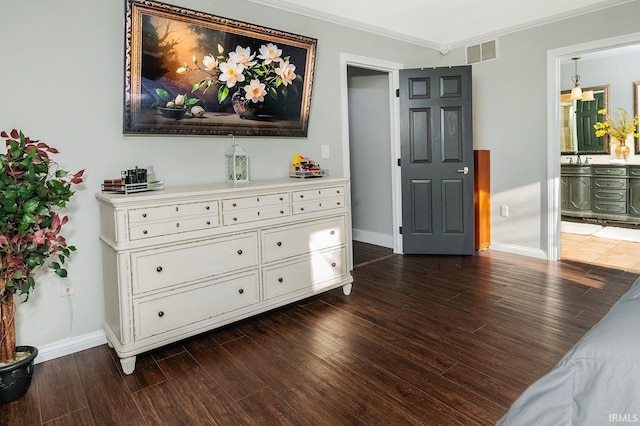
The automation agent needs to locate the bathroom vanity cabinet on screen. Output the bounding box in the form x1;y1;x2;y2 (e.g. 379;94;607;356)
96;178;353;374
561;165;640;222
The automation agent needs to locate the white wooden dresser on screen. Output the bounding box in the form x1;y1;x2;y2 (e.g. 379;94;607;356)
96;178;353;374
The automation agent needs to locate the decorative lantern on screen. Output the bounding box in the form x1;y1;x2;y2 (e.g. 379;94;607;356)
226;136;249;182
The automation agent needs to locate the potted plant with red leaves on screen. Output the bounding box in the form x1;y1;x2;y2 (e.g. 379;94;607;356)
0;129;84;404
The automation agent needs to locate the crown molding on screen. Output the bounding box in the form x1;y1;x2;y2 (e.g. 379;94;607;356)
246;0;442;50
249;0;636;53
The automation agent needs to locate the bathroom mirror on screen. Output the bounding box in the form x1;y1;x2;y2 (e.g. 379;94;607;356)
560;85;610;155
634;80;639;154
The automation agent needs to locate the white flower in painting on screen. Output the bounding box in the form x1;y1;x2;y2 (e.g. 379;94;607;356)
228;46;257;69
202;55;218;71
244;79;267;103
190;105;205;117
276;60;296;86
219;60;245;88
258;43;282;65
174;94;185;106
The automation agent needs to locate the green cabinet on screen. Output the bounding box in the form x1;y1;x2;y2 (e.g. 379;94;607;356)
629;167;640;216
561;165;640;222
561;166;591;213
591;166;628;215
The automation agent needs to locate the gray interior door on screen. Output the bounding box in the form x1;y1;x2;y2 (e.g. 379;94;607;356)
399;66;474;255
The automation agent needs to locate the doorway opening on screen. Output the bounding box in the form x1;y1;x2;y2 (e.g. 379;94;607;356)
339;54;403;254
547;32;640;273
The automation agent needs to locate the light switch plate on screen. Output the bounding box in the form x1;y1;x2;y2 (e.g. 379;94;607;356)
321;145;330;159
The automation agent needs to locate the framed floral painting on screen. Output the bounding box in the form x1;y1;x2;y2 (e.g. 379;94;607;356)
123;0;317;137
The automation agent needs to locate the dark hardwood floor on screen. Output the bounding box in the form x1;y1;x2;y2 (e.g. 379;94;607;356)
2;242;638;425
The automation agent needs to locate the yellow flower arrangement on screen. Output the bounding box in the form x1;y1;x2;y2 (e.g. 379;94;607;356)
593;107;640;144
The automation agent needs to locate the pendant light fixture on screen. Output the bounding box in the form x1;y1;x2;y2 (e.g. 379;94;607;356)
569;57;594;101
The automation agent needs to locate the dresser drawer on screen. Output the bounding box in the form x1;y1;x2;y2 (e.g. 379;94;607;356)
263;248;347;301
131;233;258;294
293;196;345;215
592;177;627;190
629;168;640;177
129;215;219;240
129;201;218;223
222;193;288;211
261;216;346;263
593;189;627;203
292;186;345;202
561;166;590;176
592;202;627;214
222;205;289;226
134;272;259;340
592;166;628;177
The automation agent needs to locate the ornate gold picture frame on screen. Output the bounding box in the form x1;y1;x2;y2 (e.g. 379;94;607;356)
124;0;317;136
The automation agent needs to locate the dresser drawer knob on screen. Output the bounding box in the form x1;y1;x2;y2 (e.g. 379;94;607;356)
143;230;148;235
176;223;180;228
206;221;211;225
142;213;147;218
278;278;283;283
158;311;164;317
331;262;337;267
238;288;244;294
156;266;163;272
257;197;260;202
330;230;335;235
175;207;179;211
237;249;243;255
280;210;284;214
205;205;210;210
233;217;238;221
300;207;304;211
279;197;284;201
257;211;260;216
277;241;282;247
337;202;341;206
300;194;304;198
233;203;237;207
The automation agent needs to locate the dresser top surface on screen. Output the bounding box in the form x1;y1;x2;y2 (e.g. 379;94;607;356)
96;177;349;206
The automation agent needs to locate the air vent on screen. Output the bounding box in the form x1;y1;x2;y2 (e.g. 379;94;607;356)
466;40;498;64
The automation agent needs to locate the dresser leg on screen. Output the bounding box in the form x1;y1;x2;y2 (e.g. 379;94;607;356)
120;356;137;375
342;283;352;296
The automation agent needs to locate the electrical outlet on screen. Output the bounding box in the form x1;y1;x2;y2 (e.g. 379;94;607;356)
500;205;509;217
59;278;75;297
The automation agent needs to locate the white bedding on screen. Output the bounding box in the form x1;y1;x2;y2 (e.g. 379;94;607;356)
497;278;640;425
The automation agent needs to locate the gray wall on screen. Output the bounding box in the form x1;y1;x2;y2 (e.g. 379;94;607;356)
0;0;439;354
347;67;393;247
2;0;640;356
443;1;640;256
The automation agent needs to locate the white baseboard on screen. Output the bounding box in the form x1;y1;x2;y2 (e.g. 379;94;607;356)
34;330;108;364
352;229;394;248
490;241;548;260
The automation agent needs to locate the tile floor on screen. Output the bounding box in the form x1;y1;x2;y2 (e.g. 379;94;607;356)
561;232;640;274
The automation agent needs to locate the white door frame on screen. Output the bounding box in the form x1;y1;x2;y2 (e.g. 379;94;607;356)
546;32;640;260
339;53;404;253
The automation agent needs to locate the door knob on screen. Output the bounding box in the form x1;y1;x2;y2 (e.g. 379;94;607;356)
457;166;469;174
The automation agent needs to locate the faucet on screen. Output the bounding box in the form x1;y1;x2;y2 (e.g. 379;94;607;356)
584;157;592;165
575;154;582;165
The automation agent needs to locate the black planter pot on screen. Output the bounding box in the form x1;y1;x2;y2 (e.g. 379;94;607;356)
0;346;38;404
